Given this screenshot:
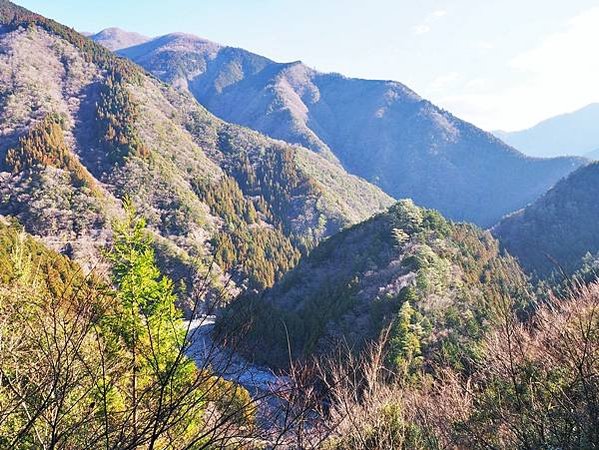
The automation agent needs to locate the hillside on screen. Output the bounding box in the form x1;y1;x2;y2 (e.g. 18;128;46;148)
0;202;264;448
0;1;393;299
493;161;599;277
586;148;599;160
0;216;87;293
219;200;531;369
110;32;585;226
1;5;598;449
495;103;599;158
89;27;150;50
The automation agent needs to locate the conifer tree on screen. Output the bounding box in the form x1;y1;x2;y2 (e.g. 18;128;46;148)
105;197;196;434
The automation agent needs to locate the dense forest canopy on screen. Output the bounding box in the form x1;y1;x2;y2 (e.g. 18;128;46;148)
494;161;599;277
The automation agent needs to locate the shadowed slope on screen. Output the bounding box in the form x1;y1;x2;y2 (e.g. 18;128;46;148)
116;32;586;226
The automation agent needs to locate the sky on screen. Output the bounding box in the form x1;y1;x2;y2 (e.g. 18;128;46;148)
15;0;599;132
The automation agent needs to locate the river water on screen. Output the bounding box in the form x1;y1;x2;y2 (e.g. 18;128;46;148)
185;316;286;393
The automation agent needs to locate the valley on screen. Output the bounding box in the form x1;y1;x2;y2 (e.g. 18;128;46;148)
101;29;585;226
0;1;598;448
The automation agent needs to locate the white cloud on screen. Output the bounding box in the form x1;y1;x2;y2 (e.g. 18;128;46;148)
413;24;431;35
412;9;448;36
464;78;489;91
429;72;460;92
435;92;513;131
433;7;599;131
510;7;599;77
474;40;494;51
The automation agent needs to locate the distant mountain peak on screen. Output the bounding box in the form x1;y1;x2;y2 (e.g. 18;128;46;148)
494;161;599;276
160;32;216;42
97;26;126;34
114;32;223;62
151;32;221;51
494;103;599;158
90;27;150;51
0;6;393;296
110;30;585;226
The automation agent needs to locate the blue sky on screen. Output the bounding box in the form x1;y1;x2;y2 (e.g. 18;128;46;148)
16;0;599;131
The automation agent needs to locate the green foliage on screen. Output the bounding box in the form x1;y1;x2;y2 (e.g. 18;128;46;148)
194;175;300;289
5;113;99;193
0;215;256;447
221;276;360;366
557;251;599;293
393;228;410;245
104;198;190;379
217;129;333;249
411;244;451;295
0;219;86;296
389;199;424;233
450;286;599;449
387;299;425;377
222;200;532;374
95;75;149;166
494;161;599;278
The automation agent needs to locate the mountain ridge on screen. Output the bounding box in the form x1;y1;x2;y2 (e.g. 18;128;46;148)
88;27;150;51
494;103;599;158
0;1;393;300
492;161;599;277
220;199;531;369
94;29;587;227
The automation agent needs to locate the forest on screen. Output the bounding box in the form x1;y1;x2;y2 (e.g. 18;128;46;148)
0;0;598;448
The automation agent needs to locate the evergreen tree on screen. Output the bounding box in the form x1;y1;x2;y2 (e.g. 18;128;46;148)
105;197;197;434
388;297;424;378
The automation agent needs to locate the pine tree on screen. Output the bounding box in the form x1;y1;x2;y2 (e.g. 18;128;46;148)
105;197;195;432
388;294;424;378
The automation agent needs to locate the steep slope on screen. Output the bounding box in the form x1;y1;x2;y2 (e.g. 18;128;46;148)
495;103;599;158
115;33;585;226
493;162;599;277
89;27;150;51
0;1;393;298
220;200;530;369
0;216;87;293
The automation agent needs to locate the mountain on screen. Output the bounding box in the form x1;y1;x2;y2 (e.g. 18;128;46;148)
220;200;530;369
0;1;393;299
89;27;150;50
495;103;599;158
493;162;599;277
0;215;86;294
586;148;599;160
111;32;586;227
